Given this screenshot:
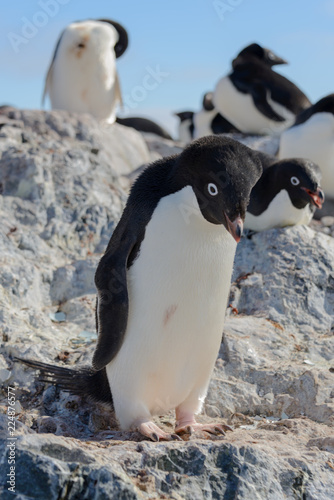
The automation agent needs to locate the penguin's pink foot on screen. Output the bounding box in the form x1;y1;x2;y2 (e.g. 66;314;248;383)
175;410;232;437
136;421;182;442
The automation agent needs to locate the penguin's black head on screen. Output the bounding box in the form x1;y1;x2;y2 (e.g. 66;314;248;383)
202;92;215;111
273;158;324;210
233;43;287;68
174;111;194;123
175;136;262;241
96;19;129;57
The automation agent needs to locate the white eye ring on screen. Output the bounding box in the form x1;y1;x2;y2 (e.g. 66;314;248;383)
208;183;218;196
268;51;275;60
291;176;300;186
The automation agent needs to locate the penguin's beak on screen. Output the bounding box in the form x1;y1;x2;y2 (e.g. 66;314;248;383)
225;213;243;243
271;56;288;66
301;187;325;209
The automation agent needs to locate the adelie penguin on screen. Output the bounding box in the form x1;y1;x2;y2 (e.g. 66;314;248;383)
43;19;129;124
17;136;262;442
175;111;195;143
245;151;324;231
213;43;311;135
279;93;334;199
175;94;239;143
193;92;240;139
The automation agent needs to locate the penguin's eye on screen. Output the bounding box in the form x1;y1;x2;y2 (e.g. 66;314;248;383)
207;183;218;196
77;43;85;49
291;176;300;186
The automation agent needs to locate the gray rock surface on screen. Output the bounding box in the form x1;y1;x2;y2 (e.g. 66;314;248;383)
0;109;333;499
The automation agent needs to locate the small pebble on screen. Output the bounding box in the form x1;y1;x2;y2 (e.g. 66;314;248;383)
49;311;66;323
321;216;334;227
0;368;11;384
37;416;57;434
14;401;23;414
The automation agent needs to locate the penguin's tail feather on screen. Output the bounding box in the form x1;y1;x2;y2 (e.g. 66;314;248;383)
15;357;113;407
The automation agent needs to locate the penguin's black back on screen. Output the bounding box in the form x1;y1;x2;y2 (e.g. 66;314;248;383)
230;62;311;115
116;117;173;140
294;93;334;126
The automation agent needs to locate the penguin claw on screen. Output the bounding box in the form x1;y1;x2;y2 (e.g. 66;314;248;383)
214;426;226;435
199;423;232;436
175;422;233;437
171;433;183;441
136;421;182;442
175;425;194;436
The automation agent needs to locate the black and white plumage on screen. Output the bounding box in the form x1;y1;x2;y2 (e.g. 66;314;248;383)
193;92;240;139
279;94;334;199
43;19;129;124
116;116;173;140
175;111;194;143
213;43;311;135
245;152;324;231
18;136;262;442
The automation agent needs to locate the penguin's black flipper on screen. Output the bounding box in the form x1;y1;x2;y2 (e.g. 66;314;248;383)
93;228;136;371
42;30;64;106
15;357;113;405
251;84;286;122
230;69;286;122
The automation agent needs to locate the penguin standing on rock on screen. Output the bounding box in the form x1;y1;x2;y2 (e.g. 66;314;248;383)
279;94;334;199
43;19;129;124
17;136;262;442
245;152;324;231
193;92;240;139
213;43;311;135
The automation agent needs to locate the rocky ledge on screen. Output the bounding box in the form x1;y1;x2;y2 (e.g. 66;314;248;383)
0;109;333;499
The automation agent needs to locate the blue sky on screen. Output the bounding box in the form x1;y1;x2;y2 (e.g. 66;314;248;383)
1;0;334;136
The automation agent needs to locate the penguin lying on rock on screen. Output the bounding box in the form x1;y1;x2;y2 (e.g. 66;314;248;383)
279;93;334;199
213;43;311;135
116;116;173;140
175;92;239;143
43;18;128;124
193;92;240;139
245;152;324;231
17;136;262;442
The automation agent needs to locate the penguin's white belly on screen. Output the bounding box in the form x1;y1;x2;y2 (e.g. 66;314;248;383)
194;109;217;139
106;186;236;429
279;113;334;198
213;77;294;135
245;189;313;231
50;57;118;123
178;120;193;143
